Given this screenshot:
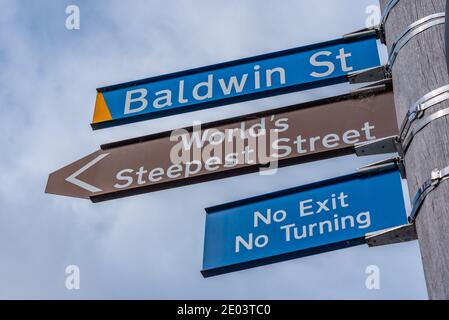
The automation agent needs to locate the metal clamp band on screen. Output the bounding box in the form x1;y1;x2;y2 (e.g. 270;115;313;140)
403;107;449;153
355;99;449;184
400;85;449;140
389;13;445;55
388;12;446;68
409;166;449;223
356;86;449;160
355;107;449;160
381;0;400;28
347;13;445;84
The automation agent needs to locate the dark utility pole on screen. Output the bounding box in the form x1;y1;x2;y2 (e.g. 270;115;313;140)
446;0;449;75
379;0;449;299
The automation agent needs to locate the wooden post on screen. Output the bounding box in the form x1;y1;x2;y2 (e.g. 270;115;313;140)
379;0;449;299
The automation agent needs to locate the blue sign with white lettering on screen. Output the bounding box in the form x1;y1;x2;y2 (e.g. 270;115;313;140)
92;34;380;129
201;165;407;277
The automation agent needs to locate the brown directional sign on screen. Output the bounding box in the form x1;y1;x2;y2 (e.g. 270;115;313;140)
46;86;398;202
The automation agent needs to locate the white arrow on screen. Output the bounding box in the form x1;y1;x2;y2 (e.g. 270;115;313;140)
65;153;110;193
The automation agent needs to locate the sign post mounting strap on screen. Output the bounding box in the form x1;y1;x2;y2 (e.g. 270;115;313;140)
400;85;449;140
409;165;449;223
402;107;449;153
355;85;449;162
388;12;446;68
381;0;400;29
348;12;446;85
355;107;449;168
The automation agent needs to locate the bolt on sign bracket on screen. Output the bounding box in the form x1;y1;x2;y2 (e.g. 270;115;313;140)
357;156;405;179
347;66;391;85
365;223;417;247
355;135;403;157
343;26;383;42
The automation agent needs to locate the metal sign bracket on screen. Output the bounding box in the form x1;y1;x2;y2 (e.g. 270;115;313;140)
365;223;417;247
347;65;391;85
357;156;406;179
354;135;403;157
350;78;392;93
343;26;384;42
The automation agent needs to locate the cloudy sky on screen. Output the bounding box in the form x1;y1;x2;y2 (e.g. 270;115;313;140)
0;0;428;299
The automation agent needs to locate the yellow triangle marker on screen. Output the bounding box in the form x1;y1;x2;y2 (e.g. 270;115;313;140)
92;92;112;123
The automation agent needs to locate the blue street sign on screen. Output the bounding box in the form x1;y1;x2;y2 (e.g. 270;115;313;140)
201;165;407;277
92;33;380;129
